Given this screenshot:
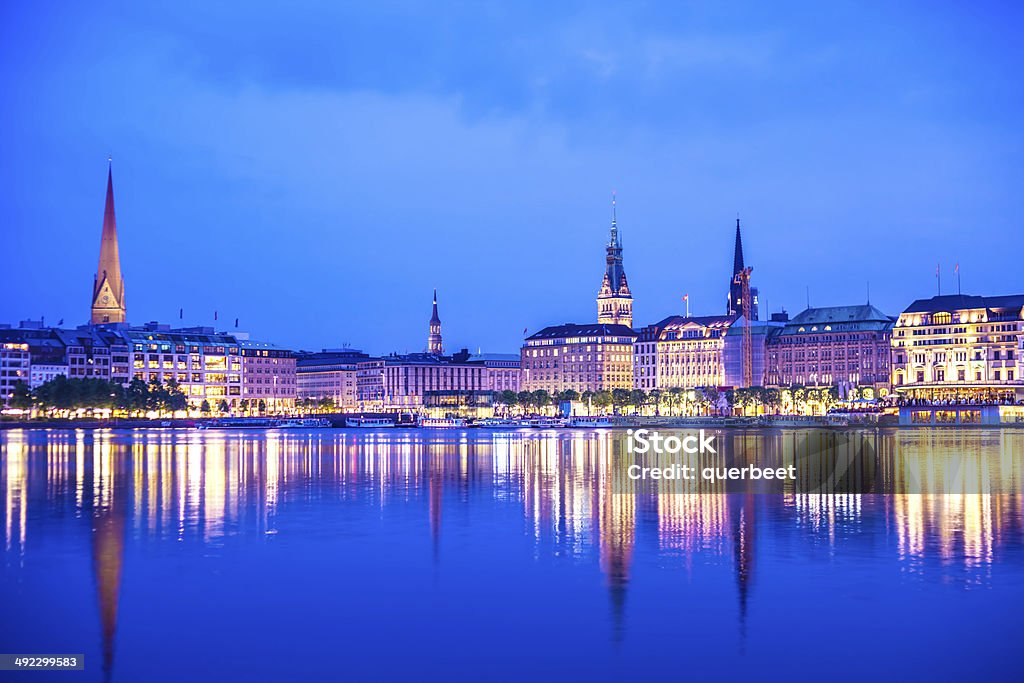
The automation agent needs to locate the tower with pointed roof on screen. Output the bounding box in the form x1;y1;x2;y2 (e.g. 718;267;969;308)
596;195;633;328
427;289;443;354
727;218;758;320
91;161;127;325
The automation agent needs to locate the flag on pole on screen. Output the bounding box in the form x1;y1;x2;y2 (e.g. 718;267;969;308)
179;308;183;319
214;310;218;321
954;263;959;274
522;327;528;337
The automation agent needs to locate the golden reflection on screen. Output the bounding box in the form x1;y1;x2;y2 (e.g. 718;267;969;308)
2;429;1022;586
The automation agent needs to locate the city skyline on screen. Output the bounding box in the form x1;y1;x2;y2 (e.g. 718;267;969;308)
3;2;1023;353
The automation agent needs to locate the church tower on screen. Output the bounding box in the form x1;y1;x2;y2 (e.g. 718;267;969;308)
727;218;758;320
91;160;127;325
427;289;443;354
596;195;633;328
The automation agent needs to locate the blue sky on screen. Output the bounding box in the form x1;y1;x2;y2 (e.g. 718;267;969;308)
2;1;1022;353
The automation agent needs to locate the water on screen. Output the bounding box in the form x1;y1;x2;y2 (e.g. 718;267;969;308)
2;428;1023;682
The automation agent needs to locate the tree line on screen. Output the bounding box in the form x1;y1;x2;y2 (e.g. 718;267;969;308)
495;385;841;415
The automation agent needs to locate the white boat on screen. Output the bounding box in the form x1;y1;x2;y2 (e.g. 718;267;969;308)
474;417;521;428
419;416;467;428
569;416;615;428
345;416;396;428
522;417;566;428
275;418;331;428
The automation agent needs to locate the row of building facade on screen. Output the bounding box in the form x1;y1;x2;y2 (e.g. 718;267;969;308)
2;165;1021;412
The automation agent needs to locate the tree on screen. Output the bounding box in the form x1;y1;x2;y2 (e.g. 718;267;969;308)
649;389;663;416
200;399;211;415
610;388;630;414
218;398;230;414
497;390;518;414
593;390;612;414
240;398;250;415
532;390;551;412
667;387;685;416
764;388;781;415
257;399;267;415
562;389;580;403
629;389;647;415
127;378;149;416
581;390;595;412
517;391;533;412
9;380;32;413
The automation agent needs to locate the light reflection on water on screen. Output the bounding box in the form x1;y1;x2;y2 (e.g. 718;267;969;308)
2;427;1023;682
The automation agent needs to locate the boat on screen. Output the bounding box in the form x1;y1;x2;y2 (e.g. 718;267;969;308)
522;417;566;428
569;416;615;428
345;416;396;428
419;416;467;428
473;417;521;428
274;417;331;428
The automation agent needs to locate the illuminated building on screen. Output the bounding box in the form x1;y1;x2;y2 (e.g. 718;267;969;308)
765;304;893;393
521;323;636;393
427;289;443;354
596;196;633;328
356;358;385;409
0;341;29;406
726;218;758;321
295;349;369;409
891;293;1024;402
468;353;521;393
91;161;127;325
381;349;490;412
633;315;737;391
239;339;296;412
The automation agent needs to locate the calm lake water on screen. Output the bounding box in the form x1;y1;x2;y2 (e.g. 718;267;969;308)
2;427;1023;682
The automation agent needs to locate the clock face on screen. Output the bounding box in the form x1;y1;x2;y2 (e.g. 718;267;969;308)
102;295;110;304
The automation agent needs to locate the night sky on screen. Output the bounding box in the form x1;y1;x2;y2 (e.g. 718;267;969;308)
2;2;1022;353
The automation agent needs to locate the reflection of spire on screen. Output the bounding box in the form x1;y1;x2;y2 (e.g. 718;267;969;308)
429;462;442;561
89;443;126;683
730;494;756;644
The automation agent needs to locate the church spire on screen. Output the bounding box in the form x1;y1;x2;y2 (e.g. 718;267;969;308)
427;289;443;354
733;216;745;274
596;194;633;328
91;159;127;325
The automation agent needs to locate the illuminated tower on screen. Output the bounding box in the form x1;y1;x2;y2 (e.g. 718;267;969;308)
727;218;758;320
427;289;443;354
91;160;127;325
596;195;633;328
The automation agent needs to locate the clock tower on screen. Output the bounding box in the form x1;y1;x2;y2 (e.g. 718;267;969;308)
91;160;127;325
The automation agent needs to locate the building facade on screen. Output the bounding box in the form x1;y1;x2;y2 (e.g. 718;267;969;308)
295;349;369;409
0;340;30;407
239;339;296;412
634;315;737;391
891;294;1024;402
381;350;489;411
765;304;893;393
470;353;521;394
521;323;636;394
356;358;386;409
596;197;633;328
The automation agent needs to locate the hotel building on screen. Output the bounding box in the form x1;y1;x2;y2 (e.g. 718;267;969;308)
891;293;1024;402
470;353;521;393
633;315;737;391
295;349;369;409
381;350;489;411
521;323;636;393
239;339;297;412
0;339;29;406
765;304;894;393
